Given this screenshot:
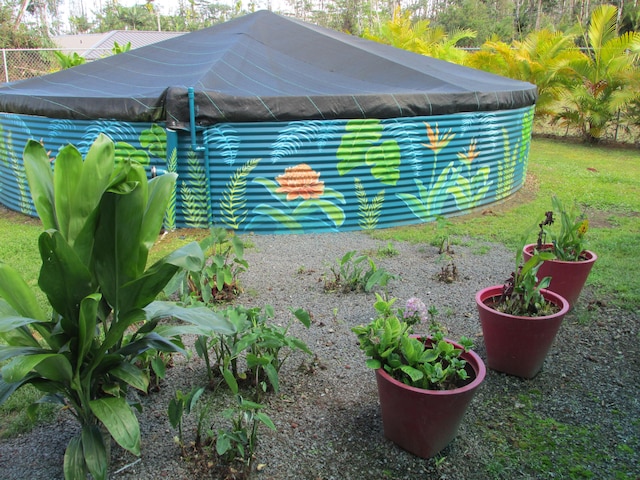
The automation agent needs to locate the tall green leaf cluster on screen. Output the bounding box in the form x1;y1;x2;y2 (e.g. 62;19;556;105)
0;134;234;480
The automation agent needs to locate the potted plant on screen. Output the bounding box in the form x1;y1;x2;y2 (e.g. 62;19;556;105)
475;242;570;379
523;196;597;308
0;135;234;480
352;295;486;458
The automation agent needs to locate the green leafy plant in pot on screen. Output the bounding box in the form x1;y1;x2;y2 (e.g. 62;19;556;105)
523;195;597;308
352;295;485;458
0;135;234;480
476;239;570;378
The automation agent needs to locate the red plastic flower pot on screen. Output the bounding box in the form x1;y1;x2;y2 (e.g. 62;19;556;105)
374;339;486;458
523;243;597;309
475;285;570;379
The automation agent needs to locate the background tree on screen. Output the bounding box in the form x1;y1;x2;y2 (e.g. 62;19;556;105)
466;29;582;118
554;4;640;142
435;0;513;46
364;7;475;61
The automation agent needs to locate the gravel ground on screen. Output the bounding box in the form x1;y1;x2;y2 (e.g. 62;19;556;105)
0;231;638;479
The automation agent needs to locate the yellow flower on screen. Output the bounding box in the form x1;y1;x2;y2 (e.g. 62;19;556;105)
457;140;479;165
577;219;589;236
275;163;325;201
422;122;455;155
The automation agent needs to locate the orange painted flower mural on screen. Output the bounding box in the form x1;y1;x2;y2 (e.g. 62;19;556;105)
457;139;479;165
275;163;325;201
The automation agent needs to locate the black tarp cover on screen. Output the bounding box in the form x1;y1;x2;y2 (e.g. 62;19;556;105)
0;11;537;129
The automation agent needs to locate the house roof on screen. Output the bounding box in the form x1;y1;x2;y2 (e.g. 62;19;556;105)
0;11;537;129
53;30;186;59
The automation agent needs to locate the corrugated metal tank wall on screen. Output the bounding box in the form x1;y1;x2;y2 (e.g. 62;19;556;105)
0;106;533;234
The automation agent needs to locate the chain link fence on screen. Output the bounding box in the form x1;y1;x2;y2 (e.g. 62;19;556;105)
0;48;112;83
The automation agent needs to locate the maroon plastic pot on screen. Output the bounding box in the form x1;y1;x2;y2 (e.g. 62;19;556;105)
523;243;597;309
475;286;570;379
375;338;486;458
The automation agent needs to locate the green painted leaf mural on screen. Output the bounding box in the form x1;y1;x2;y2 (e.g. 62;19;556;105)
220;158;260;230
355;178;384;230
337;119;400;185
114;142;150;166
139;124;167;159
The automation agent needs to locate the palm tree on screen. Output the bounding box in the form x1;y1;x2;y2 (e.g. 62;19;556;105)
466;29;582;119
554;4;640;143
363;8;475;63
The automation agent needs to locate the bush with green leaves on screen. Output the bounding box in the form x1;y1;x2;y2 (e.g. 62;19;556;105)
352;295;474;390
0;134;234;480
496;236;556;316
165;226;248;304
194;305;312;399
323;250;395;293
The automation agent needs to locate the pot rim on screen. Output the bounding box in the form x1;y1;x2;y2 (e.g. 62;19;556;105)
523;243;597;264
376;337;486;396
475;285;570;320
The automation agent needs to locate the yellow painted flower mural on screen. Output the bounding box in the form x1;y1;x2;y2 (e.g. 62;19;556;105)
275;163;325;201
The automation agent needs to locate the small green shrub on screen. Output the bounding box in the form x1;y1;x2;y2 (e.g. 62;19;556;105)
323;250;395;293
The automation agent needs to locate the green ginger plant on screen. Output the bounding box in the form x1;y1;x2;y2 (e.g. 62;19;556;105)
0;134;234;480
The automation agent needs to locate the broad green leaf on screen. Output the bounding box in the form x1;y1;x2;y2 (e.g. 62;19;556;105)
117;262;181;313
0;315;42;333
100;309;146;353
0;345;45;363
110;362;149;393
64;435;87;480
365;358;381;369
291;308;311;328
93;165;146;307
255;412;276;430
186;386;205;413
70;134;117;263
90;397;141;455
144;301;235;336
81;425;108;480
53;144;84;242
140;173;177;256
77;294;100;371
168;397;183;429
216;434;231;455
163;241;204;272
38;230;95;322
0;375;36;405
2;353;60;383
117;332;183;357
399;365;424;383
34;354;73;383
223;367;238;394
0;263;45;322
23;139;56;230
264;363;279;393
151;356;166;380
